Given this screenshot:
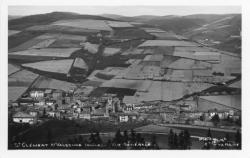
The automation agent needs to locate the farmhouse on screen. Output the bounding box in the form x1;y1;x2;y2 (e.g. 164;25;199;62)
12;111;37;124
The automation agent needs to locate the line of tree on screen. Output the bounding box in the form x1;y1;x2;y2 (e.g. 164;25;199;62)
168;129;192;149
66;129;159;149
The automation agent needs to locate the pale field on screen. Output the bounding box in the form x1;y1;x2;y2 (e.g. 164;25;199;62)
27;24;100;34
10;33;86;52
31;76;76;92
106;21;134;28
101;78;152;92
8;69;39;86
167;58;211;70
211;53;241;75
73;58;89;70
36;33;87;41
199;95;241;110
29;39;56;49
87;70;107;83
121;48;144;55
8;30;21;36
175;46;215;52
8;86;28;102
228;80;241;88
22;59;74;74
130;81;213;102
103;47;121;56
82;42;99;54
138;40;200;47
99;67;126;76
52;19;112;31
141;28;166;33
10;48;81;58
8;64;20;75
9;38;45;52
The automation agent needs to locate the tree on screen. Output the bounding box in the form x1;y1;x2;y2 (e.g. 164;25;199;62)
207;128;212;138
113;129;123;145
43;108;46;117
168;129;175;149
204;128;212;149
225;133;230;141
183;130;191;149
211;113;220;126
47;128;52;147
95;132;102;145
173;133;179;149
89;133;96;144
130;129;136;144
123;130;129;144
150;135;159;149
235;130;241;149
178;131;185;149
106;139;112;149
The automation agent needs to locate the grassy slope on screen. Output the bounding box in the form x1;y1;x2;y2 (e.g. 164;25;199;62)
9;12;116;30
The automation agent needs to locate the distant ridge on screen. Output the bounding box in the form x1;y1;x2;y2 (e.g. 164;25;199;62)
9;11;117;30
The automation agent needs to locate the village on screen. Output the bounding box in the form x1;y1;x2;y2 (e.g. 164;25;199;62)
8;10;241;149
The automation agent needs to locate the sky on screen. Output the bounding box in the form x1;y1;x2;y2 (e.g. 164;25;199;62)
8;6;241;16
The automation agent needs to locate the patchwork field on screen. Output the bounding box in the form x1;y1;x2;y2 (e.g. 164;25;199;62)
29;39;56;49
72;58;89;70
8;30;21;36
166;58;211;70
48;39;82;48
36;33;87;41
199;95;241;110
8;64;20;75
9;69;39;101
9;48;81;58
106;21;134;28
142;28;166;33
22;59;74;74
82;42;99;54
212;54;241;76
9;33;87;52
103;47;121;56
8;86;28;102
31;76;76;92
26;24;100;35
139;40;200;47
101;78;152;92
9;38;46;52
121;81;213;102
52;19;112;31
8;69;39;87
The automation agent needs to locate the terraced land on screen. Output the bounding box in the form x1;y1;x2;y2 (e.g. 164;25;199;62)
22;59;74;74
52;19;112;31
31;76;76;92
8;69;39;102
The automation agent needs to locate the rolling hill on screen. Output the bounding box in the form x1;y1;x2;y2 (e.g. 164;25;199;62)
9;12;116;30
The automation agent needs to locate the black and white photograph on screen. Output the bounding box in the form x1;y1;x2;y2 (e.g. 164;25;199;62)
2;0;250;156
6;5;243;150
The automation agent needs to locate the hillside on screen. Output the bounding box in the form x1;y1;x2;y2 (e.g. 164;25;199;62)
117;13;241;54
9;12;116;30
183;14;241;54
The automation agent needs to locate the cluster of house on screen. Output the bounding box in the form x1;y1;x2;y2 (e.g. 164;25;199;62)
10;88;140;125
121;90;241;127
